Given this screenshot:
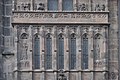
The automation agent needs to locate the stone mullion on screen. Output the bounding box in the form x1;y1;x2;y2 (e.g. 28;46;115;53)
64;31;69;70
40;72;45;80
89;26;94;70
89;0;92;11
78;72;82;80
40;26;45;70
14;25;18;71
52;26;57;70
77;27;82;80
59;0;62;11
13;25;18;80
45;0;47;11
31;0;33;10
54;72;57;80
104;26;108;71
76;27;81;70
88;26;94;80
73;0;77;11
28;25;33;70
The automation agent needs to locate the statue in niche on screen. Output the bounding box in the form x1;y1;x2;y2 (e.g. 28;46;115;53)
101;4;106;11
21;3;31;10
20;43;28;60
20;33;29;60
77;3;88;11
95;4;101;11
34;3;45;10
95;4;106;11
38;3;45;10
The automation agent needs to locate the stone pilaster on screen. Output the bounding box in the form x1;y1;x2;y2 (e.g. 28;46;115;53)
109;0;118;80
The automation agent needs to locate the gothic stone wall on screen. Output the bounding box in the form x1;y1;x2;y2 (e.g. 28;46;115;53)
2;0;119;80
12;25;108;80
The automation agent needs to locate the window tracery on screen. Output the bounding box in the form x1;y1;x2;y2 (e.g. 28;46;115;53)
45;33;52;69
57;33;64;69
69;33;76;69
82;33;88;69
33;33;40;69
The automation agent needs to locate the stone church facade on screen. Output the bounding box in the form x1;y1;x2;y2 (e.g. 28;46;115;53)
0;0;119;80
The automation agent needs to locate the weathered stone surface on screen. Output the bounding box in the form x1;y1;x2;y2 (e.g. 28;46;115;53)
0;0;119;80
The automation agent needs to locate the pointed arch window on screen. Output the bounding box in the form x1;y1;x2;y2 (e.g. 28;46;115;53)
58;33;64;69
94;34;101;60
34;34;40;69
69;33;76;69
82;34;88;69
45;33;52;69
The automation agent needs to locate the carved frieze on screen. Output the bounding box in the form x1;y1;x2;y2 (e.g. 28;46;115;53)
12;12;108;24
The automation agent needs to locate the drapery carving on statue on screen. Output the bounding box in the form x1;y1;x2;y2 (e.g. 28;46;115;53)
20;42;28;60
94;33;102;59
94;33;104;68
20;33;29;60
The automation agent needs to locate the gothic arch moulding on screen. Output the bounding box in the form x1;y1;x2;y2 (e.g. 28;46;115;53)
20;33;29;39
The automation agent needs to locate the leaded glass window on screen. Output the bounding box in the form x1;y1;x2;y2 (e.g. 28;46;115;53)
34;34;40;69
94;34;101;60
45;33;52;69
69;33;76;69
48;0;58;11
82;34;88;69
63;0;73;11
58;34;64;69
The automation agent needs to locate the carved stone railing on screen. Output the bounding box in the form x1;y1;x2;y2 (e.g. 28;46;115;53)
12;11;109;24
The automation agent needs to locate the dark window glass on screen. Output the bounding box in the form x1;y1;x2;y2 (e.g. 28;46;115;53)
34;34;40;69
82;34;88;69
63;0;73;11
45;34;52;69
48;0;58;11
58;34;64;69
69;33;76;69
